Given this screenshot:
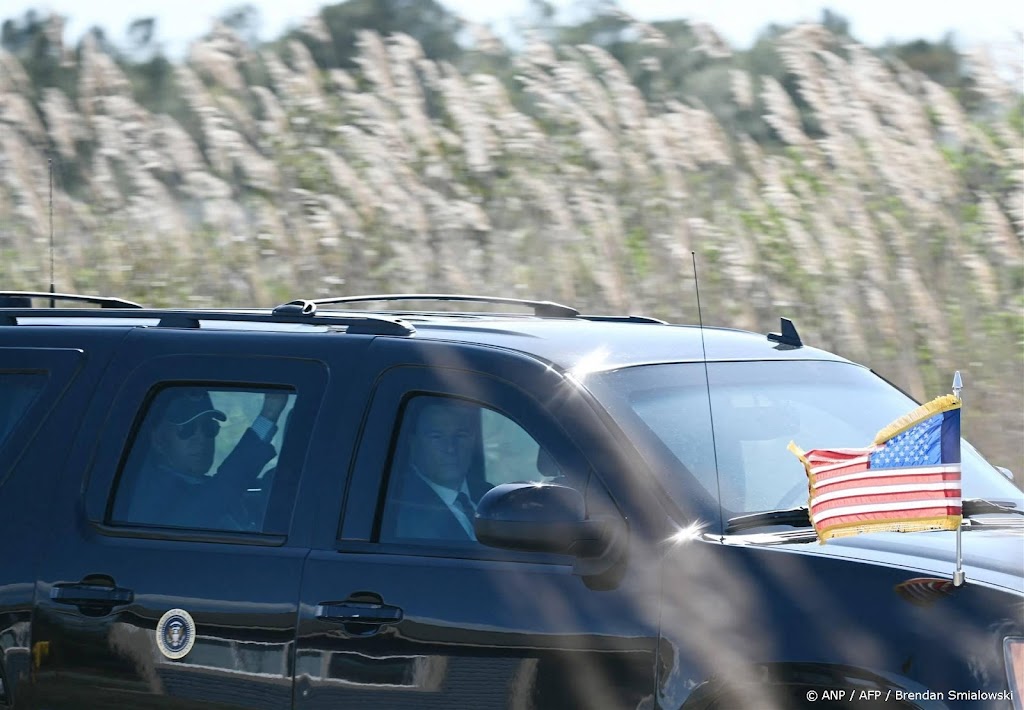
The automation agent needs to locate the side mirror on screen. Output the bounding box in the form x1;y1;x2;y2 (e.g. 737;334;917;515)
475;483;614;557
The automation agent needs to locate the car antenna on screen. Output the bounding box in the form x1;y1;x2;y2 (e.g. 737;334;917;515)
48;155;55;308
692;252;724;539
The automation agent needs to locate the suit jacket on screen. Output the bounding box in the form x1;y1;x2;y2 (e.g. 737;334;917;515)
392;472;491;542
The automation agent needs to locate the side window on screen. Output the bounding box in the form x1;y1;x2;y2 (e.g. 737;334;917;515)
0;373;46;448
379;395;566;545
109;385;296;533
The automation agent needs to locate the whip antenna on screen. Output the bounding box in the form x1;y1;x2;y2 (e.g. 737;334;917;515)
692;252;724;538
49;156;55;308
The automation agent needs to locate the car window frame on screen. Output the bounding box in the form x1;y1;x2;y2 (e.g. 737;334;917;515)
82;353;329;545
107;382;299;532
339;364;599;563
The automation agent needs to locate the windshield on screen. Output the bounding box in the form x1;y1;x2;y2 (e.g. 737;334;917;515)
589;360;1022;519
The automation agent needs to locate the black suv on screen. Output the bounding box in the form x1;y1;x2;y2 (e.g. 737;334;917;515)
1;292;1022;710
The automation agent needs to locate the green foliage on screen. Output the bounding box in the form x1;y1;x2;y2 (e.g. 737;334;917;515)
1;10;78;99
1009;97;1024;137
298;0;463;70
125;55;179;114
883;36;982;110
624;226;650;278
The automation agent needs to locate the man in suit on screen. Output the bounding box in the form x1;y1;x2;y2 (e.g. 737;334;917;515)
393;398;491;542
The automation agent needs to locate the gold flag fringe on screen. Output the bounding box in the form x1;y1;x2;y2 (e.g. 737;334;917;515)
872;394;961;445
818;515;962;542
786;441;814;509
787;441;809;470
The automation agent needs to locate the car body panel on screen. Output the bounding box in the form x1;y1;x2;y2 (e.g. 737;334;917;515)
777;528;1024;593
295;338;662;708
658;538;1023;708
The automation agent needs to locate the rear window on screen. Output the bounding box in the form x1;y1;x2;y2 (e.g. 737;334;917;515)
110;385;297;534
0;373;46;448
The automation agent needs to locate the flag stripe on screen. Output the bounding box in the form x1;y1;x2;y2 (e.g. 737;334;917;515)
814;471;960;494
812;482;962;505
813;464;959;489
813;498;962;524
813;493;961;519
803;454;872;475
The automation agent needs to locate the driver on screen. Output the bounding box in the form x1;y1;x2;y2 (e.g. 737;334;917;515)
392;398;491;541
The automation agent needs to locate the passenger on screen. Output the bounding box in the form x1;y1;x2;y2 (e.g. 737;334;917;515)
123;388;288;530
393;398;491;542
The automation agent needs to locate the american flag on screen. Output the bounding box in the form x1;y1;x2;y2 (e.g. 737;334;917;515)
789;395;962;542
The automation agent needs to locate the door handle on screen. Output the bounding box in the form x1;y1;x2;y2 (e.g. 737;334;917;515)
316;601;403;625
51;582;134;607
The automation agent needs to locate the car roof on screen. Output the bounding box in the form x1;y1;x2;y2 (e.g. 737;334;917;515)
0;291;853;373
321;311;852;372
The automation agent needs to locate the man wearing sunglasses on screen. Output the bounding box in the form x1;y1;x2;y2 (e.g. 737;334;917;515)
122;388;288;530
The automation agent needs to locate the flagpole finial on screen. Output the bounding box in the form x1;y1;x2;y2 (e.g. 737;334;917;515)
952;371;962;401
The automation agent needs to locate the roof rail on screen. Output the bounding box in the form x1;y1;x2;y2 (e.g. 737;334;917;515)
309;294;580;318
1;307;415;336
0;291;142;309
267;300;415;334
579;314;669;324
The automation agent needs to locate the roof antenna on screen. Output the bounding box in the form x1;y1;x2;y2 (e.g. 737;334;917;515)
692;252;724;540
49;155;55;308
767;317;802;348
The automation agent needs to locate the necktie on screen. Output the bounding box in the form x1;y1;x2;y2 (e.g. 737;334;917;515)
453;492;477;540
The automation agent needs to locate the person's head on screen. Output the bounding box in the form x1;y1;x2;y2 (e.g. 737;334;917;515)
149;389;226;476
408;399;479;490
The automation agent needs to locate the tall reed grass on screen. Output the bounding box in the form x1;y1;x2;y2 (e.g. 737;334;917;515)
1;17;1021;469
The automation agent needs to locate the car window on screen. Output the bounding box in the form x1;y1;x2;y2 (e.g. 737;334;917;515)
0;373;46;448
379;395;566;545
109;385;296;533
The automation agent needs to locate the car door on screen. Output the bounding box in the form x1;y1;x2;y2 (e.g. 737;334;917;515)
294;341;662;709
28;329;337;709
0;345;91;707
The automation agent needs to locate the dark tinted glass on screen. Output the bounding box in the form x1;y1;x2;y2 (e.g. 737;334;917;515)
0;373;46;448
380;395;563;545
110;386;296;532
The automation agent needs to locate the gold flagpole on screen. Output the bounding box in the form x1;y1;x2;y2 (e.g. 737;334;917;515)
952;371;965;587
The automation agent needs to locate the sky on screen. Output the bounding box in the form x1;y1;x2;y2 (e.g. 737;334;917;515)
3;0;1023;58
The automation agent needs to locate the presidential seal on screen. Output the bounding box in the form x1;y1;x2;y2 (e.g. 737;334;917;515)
156;608;196;660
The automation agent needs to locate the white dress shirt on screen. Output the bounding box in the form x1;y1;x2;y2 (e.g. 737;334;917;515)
415;470;477;540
